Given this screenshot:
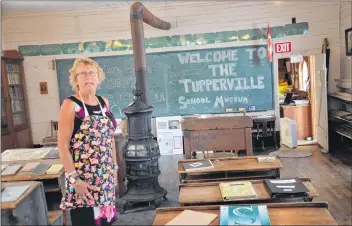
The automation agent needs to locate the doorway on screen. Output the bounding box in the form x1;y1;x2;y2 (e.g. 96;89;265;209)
277;55;322;148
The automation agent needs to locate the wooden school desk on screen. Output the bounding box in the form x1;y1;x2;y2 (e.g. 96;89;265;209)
178;177;319;206
153;202;338;225
177;156;283;183
2;158;66;225
181;116;253;159
1;181;50;225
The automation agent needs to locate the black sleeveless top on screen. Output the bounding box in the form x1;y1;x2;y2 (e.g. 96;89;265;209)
67;95;117;136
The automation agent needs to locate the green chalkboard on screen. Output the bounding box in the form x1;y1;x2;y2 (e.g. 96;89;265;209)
56;45;273;118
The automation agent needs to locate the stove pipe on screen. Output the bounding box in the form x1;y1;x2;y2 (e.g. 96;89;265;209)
120;2;170;210
130;2;171;105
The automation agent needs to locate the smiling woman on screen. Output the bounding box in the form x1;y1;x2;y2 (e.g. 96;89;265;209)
58;57;119;226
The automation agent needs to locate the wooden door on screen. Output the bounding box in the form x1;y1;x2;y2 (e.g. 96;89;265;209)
313;53;329;152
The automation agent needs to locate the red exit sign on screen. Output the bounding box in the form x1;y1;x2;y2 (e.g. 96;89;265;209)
275;42;292;53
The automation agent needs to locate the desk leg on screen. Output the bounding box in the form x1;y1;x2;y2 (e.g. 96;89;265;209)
303;197;313;202
245;128;253;156
272;121;278;150
275;169;280;178
179;173;186;184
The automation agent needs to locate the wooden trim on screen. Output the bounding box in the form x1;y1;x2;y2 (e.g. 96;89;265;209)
178;155;274;163
2;50;24;60
182;173;277;184
156;202;330;213
181;116;253;131
179;177;312;188
18;59;33;147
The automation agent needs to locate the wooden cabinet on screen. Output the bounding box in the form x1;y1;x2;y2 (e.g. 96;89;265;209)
280;105;312;140
1;50;32;151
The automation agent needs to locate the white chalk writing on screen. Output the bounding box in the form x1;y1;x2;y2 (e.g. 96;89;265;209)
179;77;265;93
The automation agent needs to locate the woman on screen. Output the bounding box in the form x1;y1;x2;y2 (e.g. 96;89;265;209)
58;57;118;226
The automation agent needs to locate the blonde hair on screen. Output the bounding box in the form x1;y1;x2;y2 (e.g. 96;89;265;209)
69;57;105;91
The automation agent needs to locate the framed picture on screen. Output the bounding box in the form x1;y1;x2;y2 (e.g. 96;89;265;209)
346;28;352;56
40;82;48;94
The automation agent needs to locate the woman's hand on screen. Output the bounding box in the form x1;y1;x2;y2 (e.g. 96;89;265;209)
74;179;95;205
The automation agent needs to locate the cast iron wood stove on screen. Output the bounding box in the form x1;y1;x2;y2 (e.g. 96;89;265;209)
120;2;170;213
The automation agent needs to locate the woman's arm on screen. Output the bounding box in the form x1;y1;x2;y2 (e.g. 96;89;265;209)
58;99;76;174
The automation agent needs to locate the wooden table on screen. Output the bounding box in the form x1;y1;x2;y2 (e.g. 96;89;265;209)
177;156;283;183
2;158;65;194
182;116;253;159
178;177;318;206
1;181;50;225
2;158;66;225
153;202;338;225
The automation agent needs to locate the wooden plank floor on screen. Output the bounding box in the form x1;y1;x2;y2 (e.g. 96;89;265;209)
277;145;352;225
114;145;351;225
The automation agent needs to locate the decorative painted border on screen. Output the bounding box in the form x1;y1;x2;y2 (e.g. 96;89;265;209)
18;22;308;56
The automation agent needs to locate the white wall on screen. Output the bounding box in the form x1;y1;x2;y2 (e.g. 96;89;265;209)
2;1;342;144
340;1;352;79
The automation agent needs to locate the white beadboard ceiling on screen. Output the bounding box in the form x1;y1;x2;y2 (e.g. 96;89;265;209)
1;0;169;15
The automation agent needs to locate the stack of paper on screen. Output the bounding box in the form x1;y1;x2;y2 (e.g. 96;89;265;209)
182;160;214;172
46;164;64;174
31;163;51;175
166;210;217;225
1;164;22;176
21;162;40;172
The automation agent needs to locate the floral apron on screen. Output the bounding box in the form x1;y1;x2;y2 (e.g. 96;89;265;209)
60;94;117;224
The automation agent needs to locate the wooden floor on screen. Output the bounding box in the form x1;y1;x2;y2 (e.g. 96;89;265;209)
115;145;352;225
276;145;351;225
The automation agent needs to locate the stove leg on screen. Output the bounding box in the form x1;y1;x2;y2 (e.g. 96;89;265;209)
162;195;168;201
153;199;162;208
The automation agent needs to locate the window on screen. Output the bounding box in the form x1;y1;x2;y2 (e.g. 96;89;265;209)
298;60;309;91
302;60;309;91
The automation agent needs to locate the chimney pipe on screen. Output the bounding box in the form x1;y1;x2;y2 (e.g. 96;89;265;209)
130;2;171;105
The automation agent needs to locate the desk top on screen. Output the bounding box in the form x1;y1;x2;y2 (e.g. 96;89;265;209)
280;104;310;109
181;116;253;130
1;159;64;182
153;202;337;225
177;156;283;174
178;177;318;205
1;181;41;210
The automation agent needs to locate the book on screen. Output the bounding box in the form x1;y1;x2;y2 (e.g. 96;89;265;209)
42;147;59;159
1;164;22;176
31;163;51;175
219;181;257;201
257;156;277;163
182;159;214;172
1;185;31;202
166;210;218;225
46;164;64;174
220;205;271;225
21;162;40;172
1;164;9;172
264;178;310;198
